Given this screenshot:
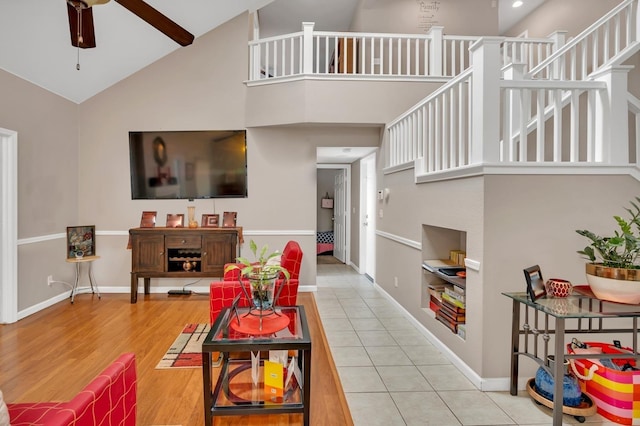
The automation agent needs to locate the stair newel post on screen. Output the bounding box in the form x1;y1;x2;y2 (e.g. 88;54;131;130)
503;62;527;162
250;12;260;81
547;31;567;79
469;37;504;165
592;65;633;165
302;22;315;75
634;0;640;43
428;26;444;77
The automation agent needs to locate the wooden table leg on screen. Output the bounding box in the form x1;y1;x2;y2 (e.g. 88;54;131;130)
130;274;138;303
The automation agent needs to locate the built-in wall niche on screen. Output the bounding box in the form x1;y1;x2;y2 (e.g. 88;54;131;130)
421;224;467;340
421;224;466;260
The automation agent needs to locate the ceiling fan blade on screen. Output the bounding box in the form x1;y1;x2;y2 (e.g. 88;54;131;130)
115;0;194;46
67;2;97;48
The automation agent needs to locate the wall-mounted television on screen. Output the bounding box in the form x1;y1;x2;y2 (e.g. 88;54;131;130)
129;130;248;199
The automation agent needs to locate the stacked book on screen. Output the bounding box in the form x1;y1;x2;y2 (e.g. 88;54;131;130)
427;282;447;313
435;286;465;333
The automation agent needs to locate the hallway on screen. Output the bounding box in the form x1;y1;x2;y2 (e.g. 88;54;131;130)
315;262;614;426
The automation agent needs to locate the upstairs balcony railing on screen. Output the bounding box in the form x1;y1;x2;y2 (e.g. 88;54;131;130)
248;23;555;83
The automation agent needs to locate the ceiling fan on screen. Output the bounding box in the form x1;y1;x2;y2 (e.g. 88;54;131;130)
66;0;194;49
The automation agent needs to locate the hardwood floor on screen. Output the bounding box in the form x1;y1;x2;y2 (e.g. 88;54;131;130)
0;292;352;425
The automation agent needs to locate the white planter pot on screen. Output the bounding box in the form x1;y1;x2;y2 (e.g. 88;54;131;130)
586;263;640;304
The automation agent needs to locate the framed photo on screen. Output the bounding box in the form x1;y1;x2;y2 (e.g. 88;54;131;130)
166;214;184;228
321;198;334;209
201;214;219;228
523;265;546;302
67;225;95;259
222;211;237;227
140;211;157;228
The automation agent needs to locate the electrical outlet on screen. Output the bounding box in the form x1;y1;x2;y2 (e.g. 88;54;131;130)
394;277;398;288
47;275;54;286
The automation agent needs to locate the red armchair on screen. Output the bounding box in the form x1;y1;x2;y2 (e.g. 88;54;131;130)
8;352;137;426
209;240;303;325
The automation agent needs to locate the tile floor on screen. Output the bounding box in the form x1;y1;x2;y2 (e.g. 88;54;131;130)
315;262;617;426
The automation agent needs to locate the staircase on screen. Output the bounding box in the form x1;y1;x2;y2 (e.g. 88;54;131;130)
384;0;640;184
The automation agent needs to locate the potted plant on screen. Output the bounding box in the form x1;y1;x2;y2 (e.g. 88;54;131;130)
576;196;640;303
224;240;290;310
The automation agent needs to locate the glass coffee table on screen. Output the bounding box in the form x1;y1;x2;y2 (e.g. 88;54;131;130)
202;305;312;425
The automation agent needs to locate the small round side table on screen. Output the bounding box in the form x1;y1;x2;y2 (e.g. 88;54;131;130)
65;255;101;303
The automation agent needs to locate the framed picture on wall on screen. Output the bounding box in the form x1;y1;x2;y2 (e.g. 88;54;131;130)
67;225;95;259
201;214;219;228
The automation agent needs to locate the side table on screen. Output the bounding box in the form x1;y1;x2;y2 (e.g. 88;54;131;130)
503;289;640;426
65;255;101;303
202;305;312;425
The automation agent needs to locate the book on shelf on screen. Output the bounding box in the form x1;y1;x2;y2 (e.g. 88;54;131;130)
449;250;466;266
444;287;465;303
457;324;466;339
441;292;465;310
429;294;442;310
435;312;458;333
438;305;466;323
427;287;444;301
441;302;465;318
422;259;454;273
429;298;441;312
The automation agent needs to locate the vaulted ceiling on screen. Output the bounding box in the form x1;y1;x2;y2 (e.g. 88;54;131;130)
0;0;541;104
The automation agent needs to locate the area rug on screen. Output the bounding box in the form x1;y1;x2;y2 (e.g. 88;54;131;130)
156;323;220;369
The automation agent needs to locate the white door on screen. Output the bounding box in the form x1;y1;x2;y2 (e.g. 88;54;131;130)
333;170;346;263
361;153;376;280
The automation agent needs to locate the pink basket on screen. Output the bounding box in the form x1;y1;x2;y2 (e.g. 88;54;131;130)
568;341;640;425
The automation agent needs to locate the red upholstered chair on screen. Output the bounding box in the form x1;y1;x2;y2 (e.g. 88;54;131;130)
209;278;299;325
210;240;303;325
8;352;137;426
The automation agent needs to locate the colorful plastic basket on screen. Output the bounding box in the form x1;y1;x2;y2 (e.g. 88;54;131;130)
568;341;640;425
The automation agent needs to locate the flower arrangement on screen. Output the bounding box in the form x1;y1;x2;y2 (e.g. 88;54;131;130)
224;240;290;309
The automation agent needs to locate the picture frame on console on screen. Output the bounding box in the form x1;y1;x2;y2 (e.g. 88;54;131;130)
140;211;157;228
66;225;95;259
201;214;219;228
166;214;184;228
222;212;237;227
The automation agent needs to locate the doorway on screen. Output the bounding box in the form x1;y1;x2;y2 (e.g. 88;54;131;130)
316;164;350;265
0;127;18;324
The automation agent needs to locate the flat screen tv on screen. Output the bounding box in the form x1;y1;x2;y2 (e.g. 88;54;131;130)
129;130;247;199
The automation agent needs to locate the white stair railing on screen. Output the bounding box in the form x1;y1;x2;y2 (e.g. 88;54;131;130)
500;79;606;163
385;69;472;171
385;36;636;174
527;0;638;80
